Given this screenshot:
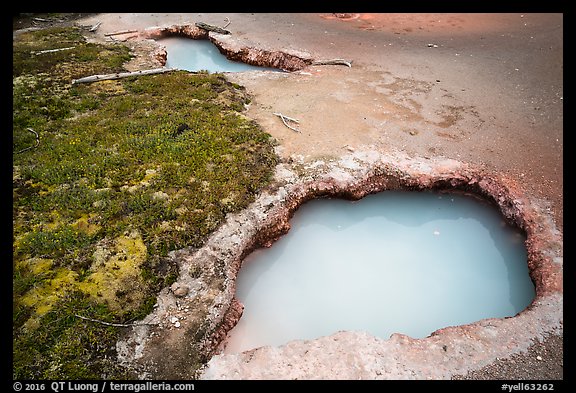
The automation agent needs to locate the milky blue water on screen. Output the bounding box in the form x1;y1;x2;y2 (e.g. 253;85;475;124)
224;191;535;354
158;37;279;73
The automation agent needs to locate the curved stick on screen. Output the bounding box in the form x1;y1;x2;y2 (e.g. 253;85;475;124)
15;128;40;154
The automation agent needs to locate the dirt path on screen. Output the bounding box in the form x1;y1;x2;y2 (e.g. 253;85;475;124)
73;13;563;380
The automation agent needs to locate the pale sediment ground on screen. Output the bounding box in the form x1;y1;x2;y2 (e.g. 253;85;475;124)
66;13;563;380
75;12;562;228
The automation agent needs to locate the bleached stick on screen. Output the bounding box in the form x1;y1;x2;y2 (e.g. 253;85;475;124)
72;67;177;85
312;59;353;68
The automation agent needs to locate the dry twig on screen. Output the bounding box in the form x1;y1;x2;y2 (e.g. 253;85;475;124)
75;314;158;328
89;21;102;32
32;46;75;55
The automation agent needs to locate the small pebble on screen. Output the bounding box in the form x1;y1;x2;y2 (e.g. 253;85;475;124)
536;355;543;361
174;321;181;328
171;282;190;297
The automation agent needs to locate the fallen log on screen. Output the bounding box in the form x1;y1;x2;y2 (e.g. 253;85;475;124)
195;22;230;35
312;58;353;67
72;67;177;85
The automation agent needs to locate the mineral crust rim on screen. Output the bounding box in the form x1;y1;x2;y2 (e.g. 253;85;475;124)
115;148;563;380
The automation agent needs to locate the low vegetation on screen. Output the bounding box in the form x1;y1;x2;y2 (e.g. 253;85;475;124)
13;25;278;379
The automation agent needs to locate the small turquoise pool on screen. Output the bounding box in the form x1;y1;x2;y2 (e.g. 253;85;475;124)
158;37;279;73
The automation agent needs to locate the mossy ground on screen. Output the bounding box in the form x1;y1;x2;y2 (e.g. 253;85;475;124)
13;25;278;379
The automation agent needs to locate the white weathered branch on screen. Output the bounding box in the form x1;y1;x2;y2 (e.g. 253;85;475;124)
89;21;102;32
32;46;75;55
72;67;177;85
104;29;139;37
273;112;300;133
312;59;353;68
33;17;63;23
75;314;157;327
223;17;231;29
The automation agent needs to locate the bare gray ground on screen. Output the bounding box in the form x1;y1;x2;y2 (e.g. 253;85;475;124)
74;13;563;380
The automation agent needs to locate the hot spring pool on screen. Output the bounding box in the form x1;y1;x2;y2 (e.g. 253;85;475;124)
224;190;535;354
158;37;279;73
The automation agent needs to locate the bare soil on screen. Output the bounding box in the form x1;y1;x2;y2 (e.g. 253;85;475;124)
77;12;562;228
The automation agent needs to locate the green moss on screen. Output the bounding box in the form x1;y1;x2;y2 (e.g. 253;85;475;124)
13;26;131;79
13;291;133;379
13;26;278;379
